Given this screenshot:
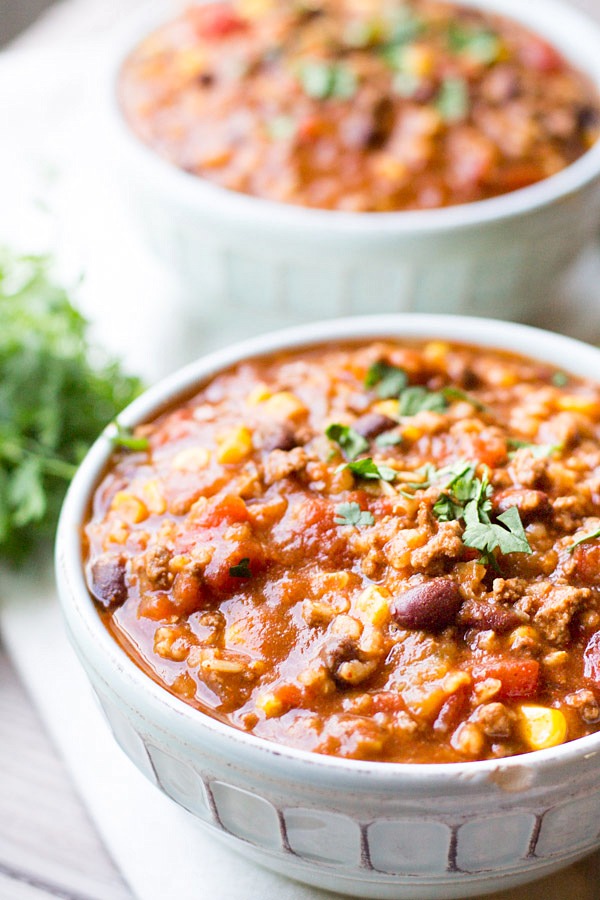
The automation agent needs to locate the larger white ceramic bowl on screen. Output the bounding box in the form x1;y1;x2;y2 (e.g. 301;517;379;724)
57;314;600;900
107;0;600;324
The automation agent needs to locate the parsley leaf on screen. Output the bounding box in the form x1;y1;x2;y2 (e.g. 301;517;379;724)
398;386;448;416
0;250;143;563
112;423;150;452
568;528;600;553
334;502;375;528
325;423;369;460
339;458;397;482
229;557;252;578
462;503;532;562
298;61;357;100
365;360;408;398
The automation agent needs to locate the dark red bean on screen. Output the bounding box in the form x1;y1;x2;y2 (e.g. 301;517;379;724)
493;488;551;523
89;553;127;608
459;601;527;634
262;425;299;453
391;579;463;632
353;412;397;440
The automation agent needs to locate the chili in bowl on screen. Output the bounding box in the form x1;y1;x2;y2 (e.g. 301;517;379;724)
57;314;600;899
105;0;600;324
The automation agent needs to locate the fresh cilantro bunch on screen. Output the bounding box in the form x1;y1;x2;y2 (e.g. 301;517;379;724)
0;250;143;563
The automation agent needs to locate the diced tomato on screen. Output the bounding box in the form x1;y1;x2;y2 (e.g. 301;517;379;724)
370;692;408;715
297;116;327;142
473;658;540;699
203;538;266;596
471;435;508;468
573;543;600;586
189;3;247;39
172;571;211;616
518;37;563;73
138;592;178;621
197;494;250;528
584;632;600;686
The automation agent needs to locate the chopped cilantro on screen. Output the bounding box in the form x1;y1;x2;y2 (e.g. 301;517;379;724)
325;423;369;460
568;528;600;553
335;501;375;528
398;386;448;416
365;360;408;398
266;115;296;141
463;503;532;565
375;430;403;448
447;23;501;64
298;61;357;100
551;371;569;387
339;458;397;482
442;386;486;412
508;440;562;459
229;557;252;578
436;77;469;122
112;423;150;452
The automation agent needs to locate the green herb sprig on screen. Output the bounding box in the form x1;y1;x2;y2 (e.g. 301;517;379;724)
335;502;375;528
325;423;369;460
568;528;600;553
229;557;252;578
339;458;397;482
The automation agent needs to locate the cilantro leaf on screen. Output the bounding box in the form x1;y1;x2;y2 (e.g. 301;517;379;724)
436;77;469;122
551;372;569;387
0;249;143;563
375;430;403;448
339;458;397;482
112;423;150;452
398;386;448;416
325;423;369;460
568;528;600;553
447;23;501;64
365;361;408;398
507;440;562;460
334;502;375;528
298;61;357;100
229;557;252;578
462;502;532;562
442;386;487;412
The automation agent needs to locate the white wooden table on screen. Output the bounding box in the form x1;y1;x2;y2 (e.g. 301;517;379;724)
2;1;600;898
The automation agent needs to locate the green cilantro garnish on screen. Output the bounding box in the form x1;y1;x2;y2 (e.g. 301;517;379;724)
325;423;369;460
112;423;150;452
334;501;375;528
398;386;448;416
568;528;600;553
0;250;143;563
364;360;408;398
442;386;486;412
339;458;397;482
229;557;252;578
375;430;403;448
447;23;501;64
508;440;562;459
462;504;532;567
298;61;357;100
266;115;296;141
436;77;469;122
551;372;569;387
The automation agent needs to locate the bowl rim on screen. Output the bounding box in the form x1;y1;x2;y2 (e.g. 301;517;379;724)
105;0;600;235
56;313;600;786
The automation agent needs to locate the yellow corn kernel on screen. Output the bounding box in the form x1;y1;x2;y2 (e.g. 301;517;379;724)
216;426;253;464
401;44;435;78
141;479;166;515
255;691;285;718
518;704;567;751
262;391;307;420
373;399;400;419
442;670;472;694
557;395;600;417
175;49;207;79
168;554;190;574
246;383;272;405
172;446;211;471
423;341;450;367
402;423;423;441
236;0;275;17
372;154;409;184
110;492;147;524
355;585;391;628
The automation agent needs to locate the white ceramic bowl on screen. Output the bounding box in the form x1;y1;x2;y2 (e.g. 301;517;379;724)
106;0;600;325
57;314;600;900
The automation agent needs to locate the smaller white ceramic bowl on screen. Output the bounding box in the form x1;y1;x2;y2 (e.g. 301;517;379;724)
57;314;600;900
106;0;600;324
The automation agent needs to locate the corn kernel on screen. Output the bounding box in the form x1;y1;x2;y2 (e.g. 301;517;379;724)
235;0;274;17
246;383;272;405
402;423;423;441
518;704;567;751
216;426;253;464
373;399;400;419
423;341;450;367
141;479;166;515
401;44;435;78
557;395;600;417
262;391;307;420
172;446;211;471
255;691;284;718
355;585;391;628
372;154;409;183
110;492;147;524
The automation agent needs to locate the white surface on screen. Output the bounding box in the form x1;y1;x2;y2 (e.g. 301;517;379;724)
2;2;600;899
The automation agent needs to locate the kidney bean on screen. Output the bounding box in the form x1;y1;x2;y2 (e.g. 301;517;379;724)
493;488;551;523
89;553;127;608
390;579;463;632
353;412;397;440
459;601;527;634
262;425;299;453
